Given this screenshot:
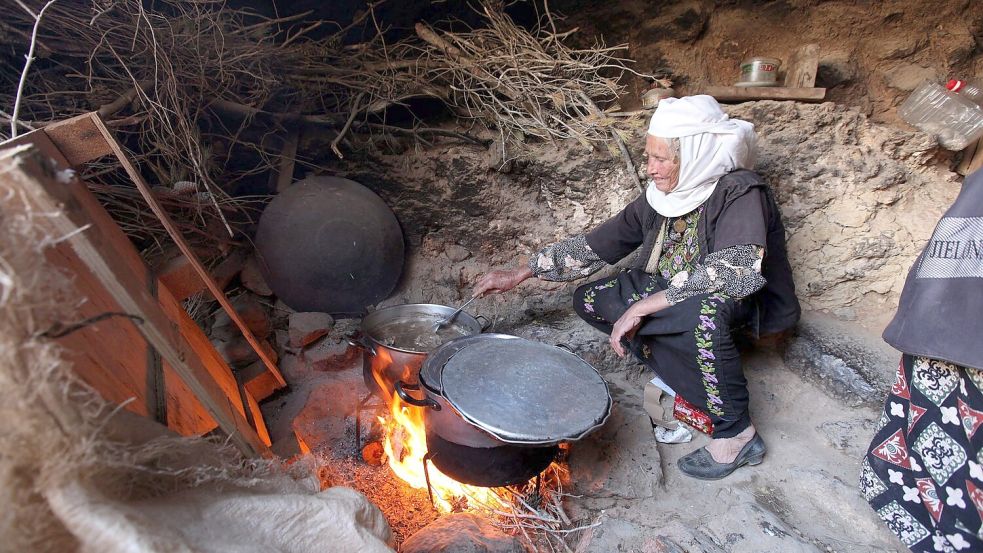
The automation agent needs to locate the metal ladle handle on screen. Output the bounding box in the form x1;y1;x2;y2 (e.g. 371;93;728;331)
435;295;478;328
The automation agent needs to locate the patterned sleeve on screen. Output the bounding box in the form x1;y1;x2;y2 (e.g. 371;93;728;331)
664;245;766;305
528;235;608;282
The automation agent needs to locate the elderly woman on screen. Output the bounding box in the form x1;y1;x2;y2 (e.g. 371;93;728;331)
474;95;800;480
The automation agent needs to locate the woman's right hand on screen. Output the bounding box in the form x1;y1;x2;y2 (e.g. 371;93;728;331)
473;267;534;298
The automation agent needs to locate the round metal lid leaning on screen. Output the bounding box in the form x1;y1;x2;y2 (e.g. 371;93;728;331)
438;337;612;445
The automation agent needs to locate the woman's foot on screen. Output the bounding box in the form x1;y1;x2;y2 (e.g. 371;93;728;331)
676;426;765;480
706;424;756;463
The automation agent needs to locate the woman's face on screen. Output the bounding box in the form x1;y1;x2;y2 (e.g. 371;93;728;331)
645;136;680;194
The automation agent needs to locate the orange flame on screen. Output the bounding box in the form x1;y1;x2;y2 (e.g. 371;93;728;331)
370;348;505;512
380;392;505;512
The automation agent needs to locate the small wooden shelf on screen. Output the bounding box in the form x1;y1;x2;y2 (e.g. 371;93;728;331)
702;86;827;103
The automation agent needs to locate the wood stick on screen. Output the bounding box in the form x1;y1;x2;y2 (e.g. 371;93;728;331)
10;0;57;138
576;91;643;191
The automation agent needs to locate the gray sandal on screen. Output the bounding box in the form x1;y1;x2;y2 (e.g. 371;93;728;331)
677;433;766;480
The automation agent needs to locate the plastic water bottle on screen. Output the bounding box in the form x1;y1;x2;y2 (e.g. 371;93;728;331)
947;79;983;108
898;80;983;150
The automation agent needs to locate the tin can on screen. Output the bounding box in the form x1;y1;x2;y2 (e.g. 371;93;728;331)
739;57;782;85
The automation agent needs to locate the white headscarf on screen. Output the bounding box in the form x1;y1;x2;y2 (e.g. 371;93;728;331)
645;95;757;217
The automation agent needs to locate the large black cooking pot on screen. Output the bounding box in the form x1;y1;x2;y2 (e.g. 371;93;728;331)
395;334;612;487
349;303;484;402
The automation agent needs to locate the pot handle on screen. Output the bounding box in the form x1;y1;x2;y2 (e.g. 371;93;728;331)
394;380;442;411
346;332;376;356
475;314;492;332
555;342;576;354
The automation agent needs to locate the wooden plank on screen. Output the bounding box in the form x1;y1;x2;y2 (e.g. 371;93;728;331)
88;114;286;389
0;142;269;458
241;361;285;401
243;388;272;447
45;242;152;418
276;127;300;192
957;139;983;176
42;113;113;166
783;44;820;88
266;125;300;193
157;282;246;432
3;130;216;436
155;249;246;301
703;86;827;103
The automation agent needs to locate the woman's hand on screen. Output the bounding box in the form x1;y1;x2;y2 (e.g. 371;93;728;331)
609;308;643;358
473;267;534;297
608;291;670;358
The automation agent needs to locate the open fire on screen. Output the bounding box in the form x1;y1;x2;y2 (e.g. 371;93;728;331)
364;344;592;551
379;394;507;512
369;348;508;513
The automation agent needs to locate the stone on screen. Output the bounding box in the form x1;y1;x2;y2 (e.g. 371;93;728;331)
271;299;295;328
782;312;897;407
213;293;271;339
278;353;307;383
873;36;927;60
637;1;709;45
289;312;335;348
211;336;277;368
883;63;938;91
443;244;472;262
401;513;524;553
240;255;273;296
291;373;364;458
302;336;360;372
567;402;661;500
271;430;309;459
273;329;292;355
211;336;256;366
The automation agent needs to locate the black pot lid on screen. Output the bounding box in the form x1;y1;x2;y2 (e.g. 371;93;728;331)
439;338;612;445
420;334;519;393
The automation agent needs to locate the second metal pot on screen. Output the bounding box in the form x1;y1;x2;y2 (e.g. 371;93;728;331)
352;303;484;401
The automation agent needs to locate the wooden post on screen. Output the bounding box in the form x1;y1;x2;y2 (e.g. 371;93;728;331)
784;44;821;88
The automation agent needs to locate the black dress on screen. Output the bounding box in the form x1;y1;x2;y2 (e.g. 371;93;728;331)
534;170;799;439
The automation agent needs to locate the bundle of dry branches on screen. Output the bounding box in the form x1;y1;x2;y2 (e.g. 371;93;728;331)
2;0;664;255
1;0;326;257
295;2;664;159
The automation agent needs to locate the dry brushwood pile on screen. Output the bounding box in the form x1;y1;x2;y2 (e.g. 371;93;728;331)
1;0;661;259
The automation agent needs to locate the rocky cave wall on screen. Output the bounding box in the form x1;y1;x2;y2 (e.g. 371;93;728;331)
320;100;960;334
556;0;983;123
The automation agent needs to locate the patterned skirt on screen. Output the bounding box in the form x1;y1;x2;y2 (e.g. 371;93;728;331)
572;268;752;439
861;354;983;552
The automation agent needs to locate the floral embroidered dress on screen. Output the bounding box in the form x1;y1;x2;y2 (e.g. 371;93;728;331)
530;201;767;439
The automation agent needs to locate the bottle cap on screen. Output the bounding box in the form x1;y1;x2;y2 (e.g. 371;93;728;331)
947;79;965;92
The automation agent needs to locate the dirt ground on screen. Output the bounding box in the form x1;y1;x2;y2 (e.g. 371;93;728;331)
256;95;958;549
262;286;905;552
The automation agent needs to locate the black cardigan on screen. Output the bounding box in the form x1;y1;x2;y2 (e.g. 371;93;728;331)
584;169;801;336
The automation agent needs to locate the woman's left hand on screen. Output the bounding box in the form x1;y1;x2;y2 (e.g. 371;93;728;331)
609;309;643;358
